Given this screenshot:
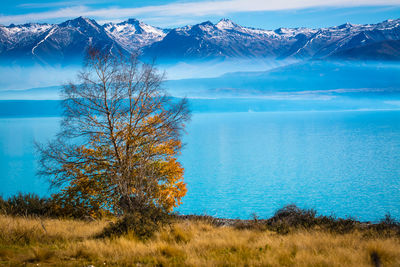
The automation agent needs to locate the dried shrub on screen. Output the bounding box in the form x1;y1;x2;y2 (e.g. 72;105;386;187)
0;193;54;217
266;204;357;234
98;206;171;240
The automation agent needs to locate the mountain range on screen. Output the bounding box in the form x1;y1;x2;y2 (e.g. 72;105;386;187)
0;17;399;65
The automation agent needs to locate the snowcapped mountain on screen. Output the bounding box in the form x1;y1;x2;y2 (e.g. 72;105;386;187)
0;17;124;64
0;23;52;58
104;19;166;52
142;19;285;59
294;19;400;59
143;18;400;60
0;17;399;65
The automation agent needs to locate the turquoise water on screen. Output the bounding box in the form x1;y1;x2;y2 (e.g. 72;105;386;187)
0;110;399;221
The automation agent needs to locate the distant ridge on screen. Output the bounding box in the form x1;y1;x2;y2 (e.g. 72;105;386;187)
0;17;399;64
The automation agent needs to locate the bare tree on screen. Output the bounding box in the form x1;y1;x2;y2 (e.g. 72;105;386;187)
37;48;190;217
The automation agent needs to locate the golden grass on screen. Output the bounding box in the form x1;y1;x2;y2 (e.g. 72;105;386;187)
0;215;399;266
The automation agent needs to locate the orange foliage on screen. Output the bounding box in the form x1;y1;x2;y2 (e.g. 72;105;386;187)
53;120;187;217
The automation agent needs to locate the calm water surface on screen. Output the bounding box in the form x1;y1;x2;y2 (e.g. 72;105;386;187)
0;110;399;221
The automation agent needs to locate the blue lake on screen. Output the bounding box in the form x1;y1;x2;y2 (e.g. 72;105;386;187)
0;110;399;221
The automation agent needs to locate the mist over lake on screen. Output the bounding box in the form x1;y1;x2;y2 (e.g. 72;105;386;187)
1;59;400;221
1;59;400;222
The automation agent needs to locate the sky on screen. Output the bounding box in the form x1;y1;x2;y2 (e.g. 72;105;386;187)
0;0;400;29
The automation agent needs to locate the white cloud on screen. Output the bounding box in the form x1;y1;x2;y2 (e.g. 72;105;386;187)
1;0;400;25
18;1;101;9
0;6;89;24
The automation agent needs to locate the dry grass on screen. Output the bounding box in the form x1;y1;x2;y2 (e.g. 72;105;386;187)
0;215;399;266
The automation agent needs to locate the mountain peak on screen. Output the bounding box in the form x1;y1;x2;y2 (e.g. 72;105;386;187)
59;16;99;29
72;16;91;23
380;18;400;26
106;18;166;36
103;18;166;51
126;18;140;25
190;21;215;33
274;27;287;34
198;21;214;26
384;19;399;23
216;18;239;30
338;22;353;29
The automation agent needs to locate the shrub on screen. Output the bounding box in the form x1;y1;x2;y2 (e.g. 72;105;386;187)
251;204;358;234
49;192;112;220
380;213;398;226
0;193;113;219
97;206;171;240
266;204;320;233
370;213;400;236
0;193;54;217
0;197;7;214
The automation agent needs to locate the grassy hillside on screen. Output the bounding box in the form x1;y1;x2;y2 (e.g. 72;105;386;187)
0;215;400;266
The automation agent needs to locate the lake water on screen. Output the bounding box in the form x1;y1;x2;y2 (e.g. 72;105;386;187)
0;110;399;221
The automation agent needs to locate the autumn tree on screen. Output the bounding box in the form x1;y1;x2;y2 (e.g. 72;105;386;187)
37;48;190;218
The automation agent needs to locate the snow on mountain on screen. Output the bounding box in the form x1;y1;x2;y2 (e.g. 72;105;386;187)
104;19;166;52
150;18;400;60
0;23;52;54
142;19;319;59
281;19;400;59
0;17;124;64
0;17;399;64
0;23;52;39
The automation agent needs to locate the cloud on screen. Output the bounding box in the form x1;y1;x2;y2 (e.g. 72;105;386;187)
1;0;400;25
0;6;89;24
18;1;101;9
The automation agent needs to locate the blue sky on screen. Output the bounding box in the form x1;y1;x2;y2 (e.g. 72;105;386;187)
1;0;400;29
